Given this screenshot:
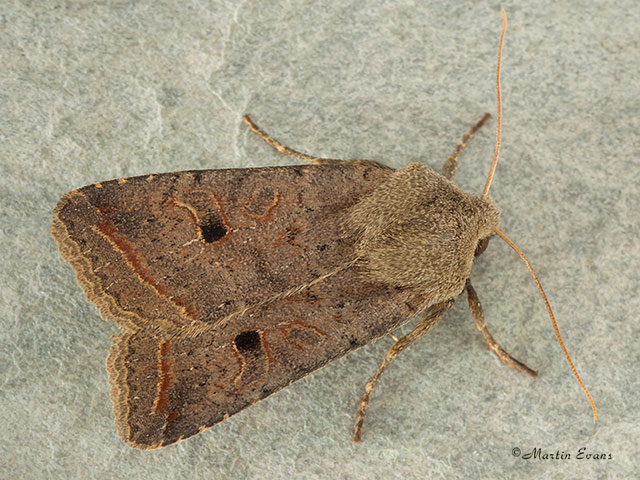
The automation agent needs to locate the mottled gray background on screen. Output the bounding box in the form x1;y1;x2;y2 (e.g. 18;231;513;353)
1;0;638;478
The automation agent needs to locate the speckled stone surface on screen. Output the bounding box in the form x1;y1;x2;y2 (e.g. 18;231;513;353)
1;1;637;478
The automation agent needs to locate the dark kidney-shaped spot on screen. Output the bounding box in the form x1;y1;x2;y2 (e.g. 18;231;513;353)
234;330;261;353
200;216;227;242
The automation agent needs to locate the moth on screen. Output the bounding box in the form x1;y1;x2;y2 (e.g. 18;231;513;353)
51;10;595;449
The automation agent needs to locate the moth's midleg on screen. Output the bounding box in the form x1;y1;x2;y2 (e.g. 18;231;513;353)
242;114;341;165
441;113;492;181
353;300;452;442
465;279;537;378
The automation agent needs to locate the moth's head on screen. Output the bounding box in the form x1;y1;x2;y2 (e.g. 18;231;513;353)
345;163;500;301
346;8;598;423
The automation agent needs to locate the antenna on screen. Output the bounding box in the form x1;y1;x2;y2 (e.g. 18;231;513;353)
482;8;507;197
487;9;597;421
494;229;597;421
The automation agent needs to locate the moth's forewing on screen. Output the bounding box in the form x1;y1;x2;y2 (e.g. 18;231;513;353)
52;164;435;448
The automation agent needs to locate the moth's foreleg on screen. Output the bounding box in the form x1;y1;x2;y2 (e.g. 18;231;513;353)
465;279;538;378
441;113;492;181
353;300;453;442
242;114;342;165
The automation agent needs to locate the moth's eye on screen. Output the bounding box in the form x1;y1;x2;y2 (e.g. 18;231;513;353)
474;237;490;257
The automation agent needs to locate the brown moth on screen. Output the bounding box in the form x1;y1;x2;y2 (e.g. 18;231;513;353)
51;10;595;449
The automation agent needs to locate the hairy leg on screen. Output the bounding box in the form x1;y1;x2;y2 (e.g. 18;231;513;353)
466;279;537;378
441;113;492;180
353;301;453;442
243;114;343;165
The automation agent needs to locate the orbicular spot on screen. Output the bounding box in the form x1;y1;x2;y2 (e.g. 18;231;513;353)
234;330;261;353
244;187;274;216
284;322;325;349
243;187;279;222
200;216;227;243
